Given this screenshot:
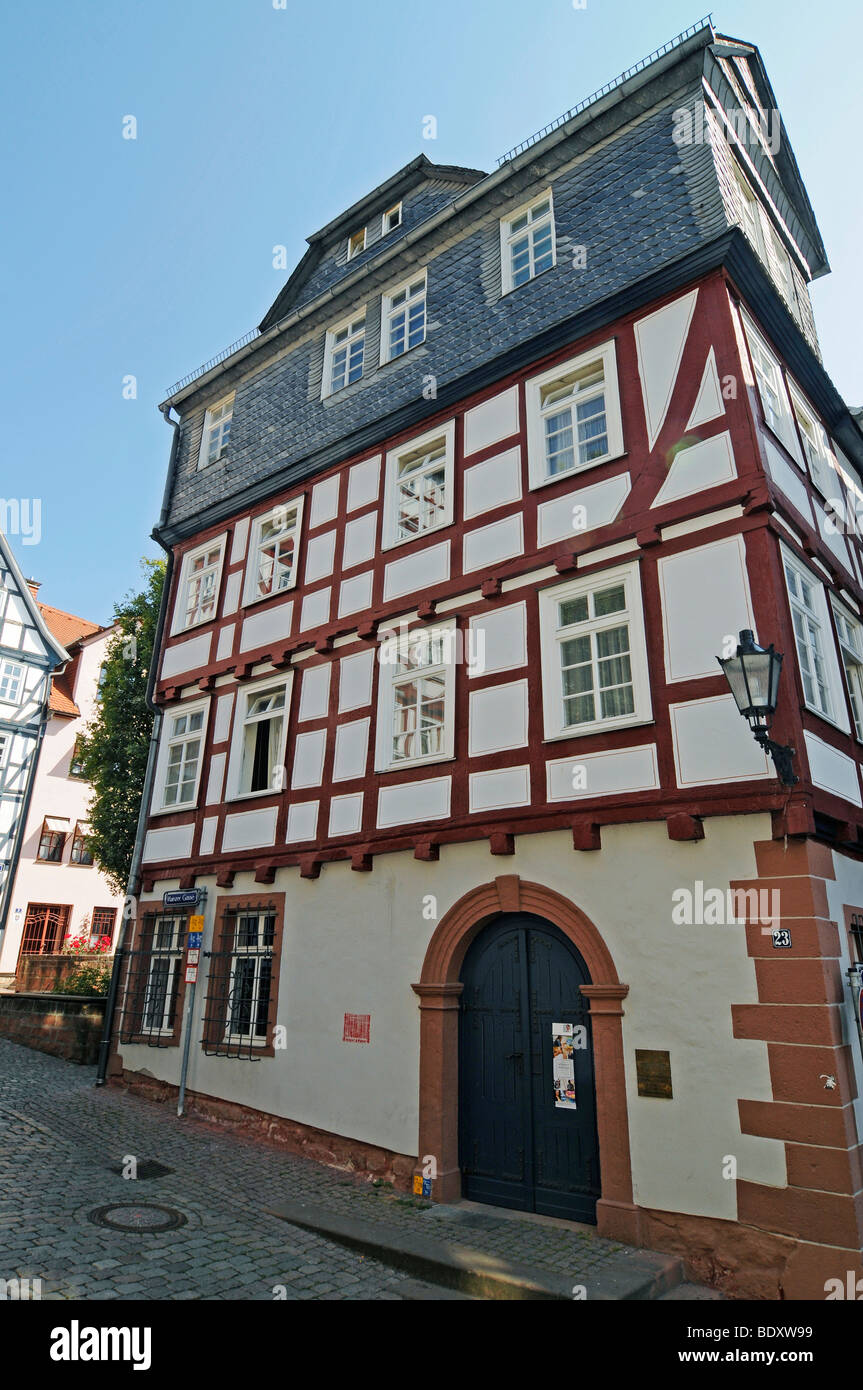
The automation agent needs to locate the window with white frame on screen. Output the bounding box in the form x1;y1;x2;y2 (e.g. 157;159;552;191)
501;191;556;293
732;165;796;309
526;341;623;490
381;202;402;235
741;315;802;463
154;700;209;812
0;659;23;704
142;914;184;1034
224;907;274;1044
323;313;365;397
174;539;225;632
375;622;456;771
198;394;235;470
227;674;292;798
539;562;651;740
831;599;863;739
347;227;366;260
243;501;304;605
782;553;835;719
381;272;427;362
383;421;454;548
789;386;835;496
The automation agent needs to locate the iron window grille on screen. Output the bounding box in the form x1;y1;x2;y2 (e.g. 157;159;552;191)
850;913;863;965
202;903;277;1059
118;911;188;1047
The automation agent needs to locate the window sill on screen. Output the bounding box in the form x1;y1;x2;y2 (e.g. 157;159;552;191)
149;802;199;818
542;715;655;743
799;703;852;738
528;448;628;493
500;261;557;298
377;752;457;775
380;516;454;554
378;339;428;370
240;584;298;612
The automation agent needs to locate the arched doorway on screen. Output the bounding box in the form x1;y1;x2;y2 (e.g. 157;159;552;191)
459;913;600;1222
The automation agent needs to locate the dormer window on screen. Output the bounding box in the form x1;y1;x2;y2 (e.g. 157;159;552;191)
198;393;234;470
347;227;366;260
381;202;402;235
501;191;556;294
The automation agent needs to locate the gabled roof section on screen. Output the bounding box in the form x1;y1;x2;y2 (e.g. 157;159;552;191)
0;532;69;669
259;155;485;331
37;602;103;651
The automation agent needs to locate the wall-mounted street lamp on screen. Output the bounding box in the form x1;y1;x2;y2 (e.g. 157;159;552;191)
717;629;798;786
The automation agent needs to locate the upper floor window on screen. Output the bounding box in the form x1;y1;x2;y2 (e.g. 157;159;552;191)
382;421;454;549
501;191;556;294
173;538;225;633
539;562;651;740
90;906;116;947
69;736;87;779
70;821;94;865
526;341;623;490
789;387;835;496
783;553;835;720
226;675;292;799
381;202;402;235
742;315;803;465
374;621;456;772
732;166;796;309
323;313;365;397
244;501;303;605
0;659;23;705
198;394;235;470
154;700;209;812
831;599;863;740
381;272;427;363
347;227;366;260
37;816;69;862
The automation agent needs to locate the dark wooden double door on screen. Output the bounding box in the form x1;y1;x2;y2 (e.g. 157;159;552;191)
459;914;600;1223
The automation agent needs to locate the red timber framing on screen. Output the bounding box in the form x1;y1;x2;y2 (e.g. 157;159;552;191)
139;267;863;887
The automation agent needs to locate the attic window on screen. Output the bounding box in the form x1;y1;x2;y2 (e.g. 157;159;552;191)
382;203;402;235
347;227;366;261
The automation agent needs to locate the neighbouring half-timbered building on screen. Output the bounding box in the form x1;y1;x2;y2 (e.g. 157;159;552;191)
111;22;863;1297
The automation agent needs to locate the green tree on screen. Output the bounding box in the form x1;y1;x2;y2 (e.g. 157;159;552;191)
76;558;165;895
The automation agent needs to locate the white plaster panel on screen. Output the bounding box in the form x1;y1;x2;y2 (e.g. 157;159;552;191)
546;745;659;802
671;694;770;786
468;765;531;812
161;633;211;680
463;447;522;521
634;289;699;450
383;542;450;602
310;475;340;527
240;601;294;653
814;500;853;574
213;693;234;744
685;347;724;430
339;650;375;712
463;386;519;455
291;729;327;788
343;512;377;569
222;805;278;851
142;823;194;862
468;603;527;677
333;718;369;782
222;569;242;616
199;817;218;856
651;431;737;508
339;571;373;617
230;517;250;565
216;624;235;662
463;514;524;574
305;531;336;583
329;793;364;837
468;680;529;755
347;456;380;512
206;752;226;806
300;587;331;631
659;535;755;682
286;800;319;843
537;473;631;548
761;435;813;524
298;663;331;722
803;732;862;806
377;776;451;828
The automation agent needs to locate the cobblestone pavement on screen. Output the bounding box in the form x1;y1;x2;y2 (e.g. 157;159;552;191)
0;1040;631;1301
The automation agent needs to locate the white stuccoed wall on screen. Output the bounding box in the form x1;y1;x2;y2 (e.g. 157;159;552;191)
123;811;789;1223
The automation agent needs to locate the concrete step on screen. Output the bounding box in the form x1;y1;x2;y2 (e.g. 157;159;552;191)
389;1277;480;1300
267;1197;684;1301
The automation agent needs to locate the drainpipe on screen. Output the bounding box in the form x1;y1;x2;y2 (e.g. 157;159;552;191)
0;690;52;940
95;408;181;1084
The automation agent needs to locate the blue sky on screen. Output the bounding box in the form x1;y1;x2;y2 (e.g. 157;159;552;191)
1;0;859;624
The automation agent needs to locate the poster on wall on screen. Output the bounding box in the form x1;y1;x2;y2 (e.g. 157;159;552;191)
552;1022;577;1109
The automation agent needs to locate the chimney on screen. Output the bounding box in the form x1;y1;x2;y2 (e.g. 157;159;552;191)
25;578;41;599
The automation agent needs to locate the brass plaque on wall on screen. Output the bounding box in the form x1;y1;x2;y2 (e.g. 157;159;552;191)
635;1049;673;1099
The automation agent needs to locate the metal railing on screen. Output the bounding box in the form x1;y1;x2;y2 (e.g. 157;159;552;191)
164;327;260;399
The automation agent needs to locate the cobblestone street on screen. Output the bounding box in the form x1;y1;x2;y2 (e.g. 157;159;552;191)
0;1040;636;1301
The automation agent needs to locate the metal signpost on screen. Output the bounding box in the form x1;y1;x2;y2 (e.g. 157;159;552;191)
166;890;206;1118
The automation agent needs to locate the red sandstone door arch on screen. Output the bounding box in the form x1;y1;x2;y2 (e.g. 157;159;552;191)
412;874;639;1244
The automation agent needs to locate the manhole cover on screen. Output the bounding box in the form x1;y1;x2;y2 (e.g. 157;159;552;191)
88;1203;187;1233
107;1160;174;1180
